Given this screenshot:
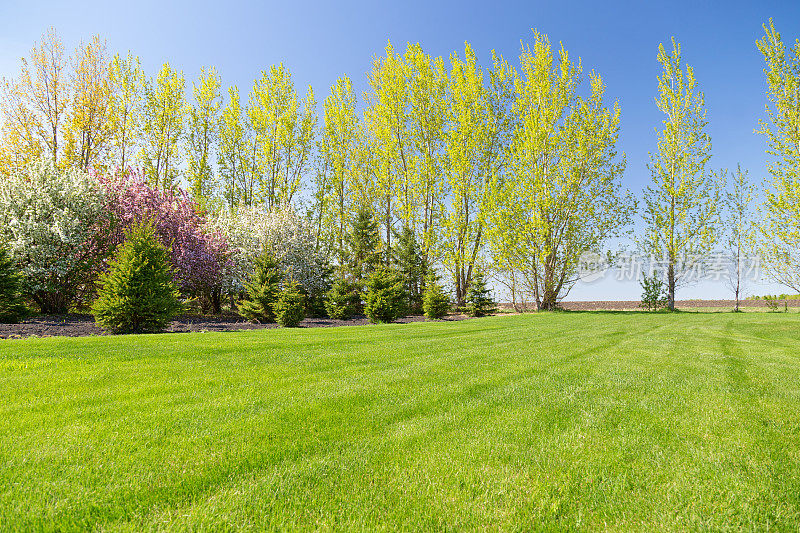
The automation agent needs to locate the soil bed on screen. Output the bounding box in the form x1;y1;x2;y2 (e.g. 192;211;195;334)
499;299;800;311
0;313;470;340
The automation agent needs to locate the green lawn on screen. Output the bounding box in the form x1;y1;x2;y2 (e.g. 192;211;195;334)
2;313;800;530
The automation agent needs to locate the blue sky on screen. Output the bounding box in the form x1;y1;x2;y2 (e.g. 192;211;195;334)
1;0;798;300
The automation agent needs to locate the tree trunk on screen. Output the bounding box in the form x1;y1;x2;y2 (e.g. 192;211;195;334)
211;287;222;314
229;292;238;312
35;291;70;315
455;265;466;308
667;261;676;311
539;288;559;311
734;248;741;312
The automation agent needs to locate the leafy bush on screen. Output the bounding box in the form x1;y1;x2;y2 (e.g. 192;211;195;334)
748;293;800;300
364;268;407;323
92;221;185;334
0;160;108;313
763;295;788;312
99;173;229;309
325;277;362;320
466;270;496;317
423;272;450;320
0;246;29;323
275;277;306;327
639;273;668;311
239;252;282;323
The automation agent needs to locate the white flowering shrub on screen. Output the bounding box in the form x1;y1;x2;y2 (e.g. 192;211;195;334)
209;206;330;297
0;160;108;313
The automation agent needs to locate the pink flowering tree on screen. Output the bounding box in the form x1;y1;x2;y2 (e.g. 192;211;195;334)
96;173;230;312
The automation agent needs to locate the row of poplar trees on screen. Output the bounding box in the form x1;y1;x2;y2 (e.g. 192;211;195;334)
1;23;798;310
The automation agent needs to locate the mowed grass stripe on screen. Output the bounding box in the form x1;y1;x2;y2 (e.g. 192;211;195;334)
1;313;800;530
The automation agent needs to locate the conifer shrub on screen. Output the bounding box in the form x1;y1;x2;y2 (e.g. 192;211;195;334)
239;252;282;323
342;207;381;284
423;272;450;320
92;221;185;334
324;277;362;320
302;266;332;318
392;226;424;313
275;277;305;327
364;268;407;324
0;245;29;323
466;269;496;317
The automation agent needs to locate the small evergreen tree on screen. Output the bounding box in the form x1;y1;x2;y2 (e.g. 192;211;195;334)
275;277;306;327
392;226;424;314
92;221;185;334
342;207;381;285
639;272;668;311
325;277;361;320
423;271;450;320
303;264;333;318
0;246;29;323
466;269;496;317
239;251;282;323
364;268;407;323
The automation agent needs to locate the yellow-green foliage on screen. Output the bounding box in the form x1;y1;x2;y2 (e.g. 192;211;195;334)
247;64;316;209
486;32;633;311
140;63;187;189
186;66;222;209
640;38;722;309
756;20;800;292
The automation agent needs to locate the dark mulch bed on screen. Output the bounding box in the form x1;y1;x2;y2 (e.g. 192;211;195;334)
0;313;471;340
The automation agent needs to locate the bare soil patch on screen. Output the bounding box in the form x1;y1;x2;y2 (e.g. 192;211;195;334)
499;299;800;311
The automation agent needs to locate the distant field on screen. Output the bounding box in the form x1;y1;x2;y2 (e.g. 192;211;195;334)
2;313;800;530
497;299;800;311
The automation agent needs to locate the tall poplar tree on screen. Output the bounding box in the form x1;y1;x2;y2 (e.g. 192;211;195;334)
0;28;69;173
724;165;756;311
404;43;447;275
640;38;721;310
218;85;254;208
315;75;359;261
756;20;800;292
364;42;409;264
186;66;222;208
108;52;145;173
487;32;632;311
64;35;115;171
247;64;315;208
442;44;515;305
140;62;186;189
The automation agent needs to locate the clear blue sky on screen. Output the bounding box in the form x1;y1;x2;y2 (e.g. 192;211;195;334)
1;0;798;300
